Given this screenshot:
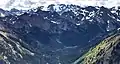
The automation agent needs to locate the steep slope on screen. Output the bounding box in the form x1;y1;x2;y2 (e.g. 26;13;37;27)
73;32;120;64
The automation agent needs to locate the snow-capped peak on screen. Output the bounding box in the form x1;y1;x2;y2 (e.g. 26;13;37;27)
0;0;120;11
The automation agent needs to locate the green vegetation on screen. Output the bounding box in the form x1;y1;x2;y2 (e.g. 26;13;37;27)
0;55;3;60
73;33;120;64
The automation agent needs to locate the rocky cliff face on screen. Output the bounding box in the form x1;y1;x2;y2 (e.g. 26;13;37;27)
0;5;120;64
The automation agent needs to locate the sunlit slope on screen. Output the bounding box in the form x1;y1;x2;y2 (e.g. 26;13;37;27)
0;28;35;64
73;32;120;64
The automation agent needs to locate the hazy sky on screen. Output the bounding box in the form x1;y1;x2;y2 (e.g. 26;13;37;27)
0;0;120;10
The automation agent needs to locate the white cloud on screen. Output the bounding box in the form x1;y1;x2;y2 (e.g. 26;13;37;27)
0;0;120;10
